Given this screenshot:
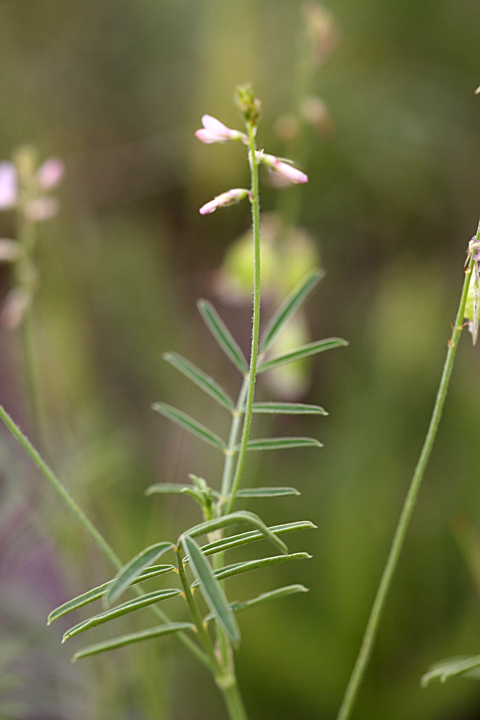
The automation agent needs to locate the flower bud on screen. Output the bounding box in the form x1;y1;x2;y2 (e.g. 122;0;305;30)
302;1;340;66
199;188;251;215
235;84;261;126
300;96;333;136
195;115;247;144
256;152;308;184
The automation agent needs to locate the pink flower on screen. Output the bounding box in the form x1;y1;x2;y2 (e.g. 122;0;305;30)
195;115;247;144
24;197;60;222
0;162;18;209
199;188;251;215
256;152;308;184
37;158;65;190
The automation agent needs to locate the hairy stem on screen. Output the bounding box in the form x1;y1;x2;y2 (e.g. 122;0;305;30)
336;244;476;720
226;124;261;514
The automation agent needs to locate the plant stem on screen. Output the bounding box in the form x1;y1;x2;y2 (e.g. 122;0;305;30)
221;377;249;500
226;124;261;514
336;246;475;720
0;402;210;667
217;676;249;720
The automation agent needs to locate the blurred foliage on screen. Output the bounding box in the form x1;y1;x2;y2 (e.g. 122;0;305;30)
1;1;480;719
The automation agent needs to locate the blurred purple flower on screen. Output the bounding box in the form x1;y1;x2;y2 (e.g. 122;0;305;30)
0;162;17;209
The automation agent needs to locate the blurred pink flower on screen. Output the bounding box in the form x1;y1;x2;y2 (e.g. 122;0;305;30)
36;158;65;190
199;188;251;215
24;197;60;222
0;162;17;209
256;152;308;184
196;115;247;144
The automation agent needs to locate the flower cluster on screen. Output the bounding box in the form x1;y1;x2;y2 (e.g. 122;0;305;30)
0;156;64;221
195;113;308;215
0;151;65;328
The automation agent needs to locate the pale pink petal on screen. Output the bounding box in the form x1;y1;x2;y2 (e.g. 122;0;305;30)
0;239;20;261
258;153;308;184
0;162;17;209
37;158;65;190
199;188;250;215
195;115;247;144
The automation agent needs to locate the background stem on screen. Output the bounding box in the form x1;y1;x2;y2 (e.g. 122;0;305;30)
336;248;475;720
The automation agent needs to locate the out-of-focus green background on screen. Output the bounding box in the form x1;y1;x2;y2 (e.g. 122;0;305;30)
1;1;480;719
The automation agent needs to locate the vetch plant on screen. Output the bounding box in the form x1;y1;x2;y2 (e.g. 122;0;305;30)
0;86;347;720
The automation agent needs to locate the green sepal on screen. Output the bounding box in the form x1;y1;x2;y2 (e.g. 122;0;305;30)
243;437;322;451
152;402;226;451
197;299;249;374
204;584;308;622
258;338;348;373
421;655;480;687
236;487;300;498
252;402;327;415
185;510;288;555
191;552;311;587
182;535;240;646
48;565;175;624
163;352;234;411
105;542;175;605
63;589;182;642
73;622;195;661
260;269;324;354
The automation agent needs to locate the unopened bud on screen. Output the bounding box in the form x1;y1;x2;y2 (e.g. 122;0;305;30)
235;84;261;126
0;239;20;261
256;152;308;185
24;196;60;222
199;188;252;215
195;115;247;144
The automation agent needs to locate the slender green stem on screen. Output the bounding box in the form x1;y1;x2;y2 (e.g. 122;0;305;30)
176;543;217;668
217;676;249;720
221;378;249;500
226;124;261;514
0;402;210;667
336;247;475;720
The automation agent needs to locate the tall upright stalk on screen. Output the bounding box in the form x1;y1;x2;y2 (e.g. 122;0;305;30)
336;240;476;720
225;123;261;514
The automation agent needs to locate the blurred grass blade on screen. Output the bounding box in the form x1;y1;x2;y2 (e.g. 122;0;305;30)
243;437;323;451
186;510;288;554
152;402;226;451
63;589;182;641
48;565;175;624
252;401;327;415
421;656;480;687
260;269;324;354
182;535;240;646
237;487;300;498
198;521;316;557
105;542;174;605
197;299;249;374
191;552;311;587
205;584;308;621
258;338;348;373
163;352;234;411
73;622;195;661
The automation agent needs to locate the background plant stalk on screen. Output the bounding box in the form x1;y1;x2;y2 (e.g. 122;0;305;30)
336;235;477;720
